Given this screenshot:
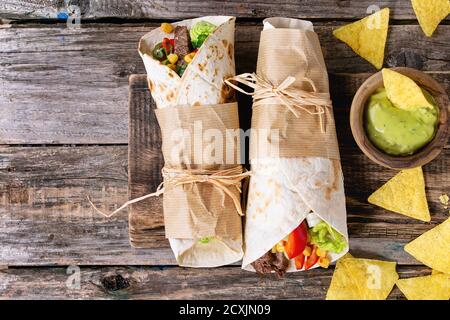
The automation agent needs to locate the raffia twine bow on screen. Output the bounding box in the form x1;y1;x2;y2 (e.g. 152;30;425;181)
89;166;251;218
224;73;332;133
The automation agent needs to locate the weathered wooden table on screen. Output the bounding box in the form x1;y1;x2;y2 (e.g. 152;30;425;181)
0;1;449;300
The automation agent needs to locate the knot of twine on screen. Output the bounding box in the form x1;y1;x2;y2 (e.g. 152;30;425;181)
225;73;332;133
89;166;251;218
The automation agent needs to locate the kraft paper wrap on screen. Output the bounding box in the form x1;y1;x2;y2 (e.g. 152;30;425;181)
242;17;348;272
250;28;340;161
155;102;243;240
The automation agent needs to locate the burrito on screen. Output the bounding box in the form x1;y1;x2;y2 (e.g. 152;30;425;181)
239;18;349;274
138;16;244;267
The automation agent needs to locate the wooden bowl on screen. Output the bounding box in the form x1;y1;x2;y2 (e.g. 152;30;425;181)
350;67;449;170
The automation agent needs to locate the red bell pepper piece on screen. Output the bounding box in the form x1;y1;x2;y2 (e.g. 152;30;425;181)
162;38;170;48
295;253;305;270
304;245;319;270
162;38;173;54
284;221;308;259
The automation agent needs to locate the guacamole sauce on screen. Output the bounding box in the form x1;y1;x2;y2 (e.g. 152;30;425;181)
365;88;438;156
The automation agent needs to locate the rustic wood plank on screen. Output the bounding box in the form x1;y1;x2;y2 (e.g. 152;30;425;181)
1;76;449;266
128;75;164;247
127;73;449;248
0;265;434;299
1;71;449;265
1;0;449;21
1;24;449;144
0;145;448;265
0;145;170;266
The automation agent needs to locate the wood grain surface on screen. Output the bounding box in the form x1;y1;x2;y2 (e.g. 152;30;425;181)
128;75;164;247
0;75;448;262
0;2;449;299
0;265;435;300
1;24;449;144
1;141;448;266
3;0;450;21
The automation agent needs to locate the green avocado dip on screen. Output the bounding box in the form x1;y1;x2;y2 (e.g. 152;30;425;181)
365;88;439;156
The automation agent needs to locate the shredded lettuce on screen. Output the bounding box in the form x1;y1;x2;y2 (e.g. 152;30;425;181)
309;221;347;253
190;21;216;49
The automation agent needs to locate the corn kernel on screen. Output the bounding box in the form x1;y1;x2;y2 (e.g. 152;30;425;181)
275;242;285;253
167;64;176;71
160;22;173;34
316;247;327;258
318;257;330;268
303;246;312;257
167;53;178;64
184;52;196;64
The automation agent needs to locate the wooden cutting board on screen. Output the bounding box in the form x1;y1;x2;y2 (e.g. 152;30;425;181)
128;74;165;248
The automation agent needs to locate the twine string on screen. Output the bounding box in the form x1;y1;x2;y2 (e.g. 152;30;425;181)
89;166;251;218
224;73;332;133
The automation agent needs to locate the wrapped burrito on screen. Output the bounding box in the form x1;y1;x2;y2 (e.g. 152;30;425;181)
138;16;244;267
239;18;349;274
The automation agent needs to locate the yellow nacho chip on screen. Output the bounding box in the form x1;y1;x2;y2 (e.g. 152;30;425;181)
368;167;430;222
326;257;398;300
333;8;390;69
405;218;450;274
382;68;435;111
396;273;450;300
431;269;443;275
411;0;450;37
341;253;354;259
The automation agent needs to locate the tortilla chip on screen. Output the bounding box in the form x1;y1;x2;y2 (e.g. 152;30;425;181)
382;69;435;111
396;273;450;300
333;8;389;69
368;167;430;222
431;269;443;275
341;253;354;259
411;0;450;37
326;257;398;300
405;218;450;274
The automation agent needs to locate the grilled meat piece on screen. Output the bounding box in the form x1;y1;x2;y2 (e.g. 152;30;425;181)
252;251;275;274
174;26;191;59
272;252;289;276
251;251;289;277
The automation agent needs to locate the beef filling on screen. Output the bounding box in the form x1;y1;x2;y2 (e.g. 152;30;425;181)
251;251;289;277
272;252;289;273
174;26;191;59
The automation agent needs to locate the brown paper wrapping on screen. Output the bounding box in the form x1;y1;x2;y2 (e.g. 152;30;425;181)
154;102;243;239
250;28;340;161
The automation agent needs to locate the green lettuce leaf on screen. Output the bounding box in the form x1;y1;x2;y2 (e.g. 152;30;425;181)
198;237;213;244
309;221;347;253
190;21;216;49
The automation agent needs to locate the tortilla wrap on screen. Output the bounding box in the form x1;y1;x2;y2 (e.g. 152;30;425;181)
138;16;243;267
242;17;349;272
